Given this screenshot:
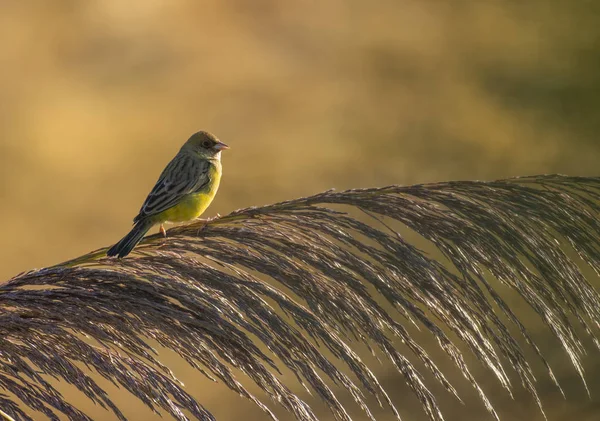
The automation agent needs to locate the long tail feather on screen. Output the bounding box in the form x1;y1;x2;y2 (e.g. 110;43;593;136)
107;219;154;258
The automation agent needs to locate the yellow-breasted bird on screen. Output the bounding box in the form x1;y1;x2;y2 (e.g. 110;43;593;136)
107;131;228;258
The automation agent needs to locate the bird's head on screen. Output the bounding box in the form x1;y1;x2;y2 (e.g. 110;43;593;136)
182;131;229;159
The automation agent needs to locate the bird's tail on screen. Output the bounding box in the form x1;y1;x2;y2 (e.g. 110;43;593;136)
107;219;154;258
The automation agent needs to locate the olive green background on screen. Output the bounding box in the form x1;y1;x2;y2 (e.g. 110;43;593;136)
0;1;599;420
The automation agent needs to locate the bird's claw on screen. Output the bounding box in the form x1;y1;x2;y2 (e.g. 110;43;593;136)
195;214;222;236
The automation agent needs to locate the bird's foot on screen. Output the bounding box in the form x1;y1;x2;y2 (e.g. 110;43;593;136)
200;213;222;224
195;222;208;237
195;214;221;236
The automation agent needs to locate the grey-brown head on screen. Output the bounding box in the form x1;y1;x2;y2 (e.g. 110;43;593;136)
181;131;229;159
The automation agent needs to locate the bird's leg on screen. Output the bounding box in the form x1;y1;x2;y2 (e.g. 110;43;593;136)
195;222;208;237
195;214;222;236
155;224;169;250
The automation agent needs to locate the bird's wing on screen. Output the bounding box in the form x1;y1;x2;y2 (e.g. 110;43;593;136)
134;154;211;222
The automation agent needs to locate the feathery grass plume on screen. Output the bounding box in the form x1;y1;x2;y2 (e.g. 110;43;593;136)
1;174;599;421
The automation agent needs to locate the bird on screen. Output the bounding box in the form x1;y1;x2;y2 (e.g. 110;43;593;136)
107;131;229;258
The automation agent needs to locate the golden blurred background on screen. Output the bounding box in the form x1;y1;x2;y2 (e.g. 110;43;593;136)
0;0;599;420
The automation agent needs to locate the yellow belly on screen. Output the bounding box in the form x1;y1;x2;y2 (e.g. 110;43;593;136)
156;162;221;223
158;192;212;222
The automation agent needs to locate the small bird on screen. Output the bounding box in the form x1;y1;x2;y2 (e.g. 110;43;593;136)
107;131;229;258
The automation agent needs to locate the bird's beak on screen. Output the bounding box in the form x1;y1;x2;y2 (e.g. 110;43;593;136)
214;141;229;151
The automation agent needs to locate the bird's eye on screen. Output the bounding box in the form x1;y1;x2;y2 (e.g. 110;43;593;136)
201;140;211;148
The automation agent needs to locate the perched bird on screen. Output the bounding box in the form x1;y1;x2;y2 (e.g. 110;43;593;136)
107;131;229;258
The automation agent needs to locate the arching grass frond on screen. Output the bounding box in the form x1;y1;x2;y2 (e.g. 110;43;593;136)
1;175;599;421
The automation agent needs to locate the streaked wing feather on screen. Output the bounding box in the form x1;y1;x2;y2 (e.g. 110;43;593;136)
134;154;210;221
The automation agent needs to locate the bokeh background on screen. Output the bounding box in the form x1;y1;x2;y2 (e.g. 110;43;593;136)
1;0;599;420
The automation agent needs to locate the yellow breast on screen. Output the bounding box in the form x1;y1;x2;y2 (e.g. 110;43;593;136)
158;161;222;223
